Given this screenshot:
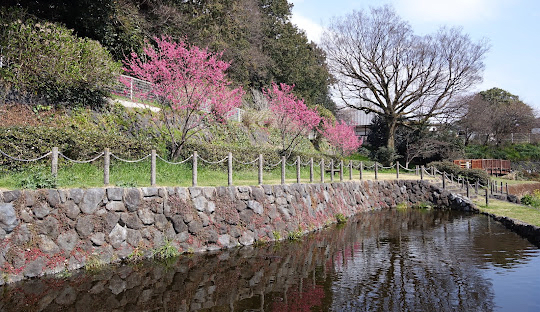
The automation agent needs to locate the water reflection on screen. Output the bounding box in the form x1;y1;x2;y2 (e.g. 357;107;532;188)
1;209;539;311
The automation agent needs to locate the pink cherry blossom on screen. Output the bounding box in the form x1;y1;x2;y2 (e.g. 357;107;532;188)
264;82;321;156
321;119;363;155
123;37;244;158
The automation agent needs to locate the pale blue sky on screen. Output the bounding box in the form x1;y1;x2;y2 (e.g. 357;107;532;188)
290;0;540;112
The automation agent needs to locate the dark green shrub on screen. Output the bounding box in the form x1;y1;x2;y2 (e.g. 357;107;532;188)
460;169;489;185
428;161;462;176
0;8;120;109
372;147;398;166
521;191;540;208
0;126;155;170
428;161;489;184
465;143;540;162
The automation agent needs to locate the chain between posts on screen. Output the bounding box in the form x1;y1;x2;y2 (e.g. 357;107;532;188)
1;147;485;195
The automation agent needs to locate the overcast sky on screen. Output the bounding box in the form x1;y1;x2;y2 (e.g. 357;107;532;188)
290;0;540;112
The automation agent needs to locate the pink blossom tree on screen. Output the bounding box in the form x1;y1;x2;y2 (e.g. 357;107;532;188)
123;37;244;159
321;119;363;155
264;82;321;157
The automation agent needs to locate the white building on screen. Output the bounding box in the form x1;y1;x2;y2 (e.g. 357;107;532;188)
336;108;375;139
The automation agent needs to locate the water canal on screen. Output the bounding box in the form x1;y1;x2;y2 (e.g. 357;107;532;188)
1;209;539;311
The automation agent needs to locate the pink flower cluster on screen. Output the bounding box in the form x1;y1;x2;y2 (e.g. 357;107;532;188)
321;119;363;155
264;83;321;153
123;36;244;121
265;82;321;133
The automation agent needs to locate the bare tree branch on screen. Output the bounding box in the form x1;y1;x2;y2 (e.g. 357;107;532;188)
321;5;489;149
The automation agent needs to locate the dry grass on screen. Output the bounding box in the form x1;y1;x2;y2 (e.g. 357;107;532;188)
0;103;60;127
507;183;540;197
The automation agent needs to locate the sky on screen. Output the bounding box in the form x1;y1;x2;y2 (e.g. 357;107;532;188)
290;0;540;112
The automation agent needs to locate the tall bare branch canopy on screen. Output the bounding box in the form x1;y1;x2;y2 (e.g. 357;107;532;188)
321;6;489;149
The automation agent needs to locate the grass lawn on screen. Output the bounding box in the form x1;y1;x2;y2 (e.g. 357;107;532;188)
0;160;434;190
490;176;538;185
473;197;540;227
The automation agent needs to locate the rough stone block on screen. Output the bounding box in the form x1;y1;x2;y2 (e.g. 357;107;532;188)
120;212;143;230
76;215;95;238
183;211;194;224
2;190;21;203
124;188;142;212
69;189;84;204
126;229;142;246
198;212;210;227
46;190;61;207
58;190;68;203
236;201;247;212
37;216;60;239
275;197;287;206
188;219;203;234
23;258;46;278
218;234;230;247
107;188;123;201
80;188;105;214
141;187;159;197
103;212;120;233
177;188;188;200
90;232;106;246
0;203;18;233
138;208;154;225
57;230;79;253
251;187;265;201
23;191;35;207
193;196;207;212
176;231;189;243
262;184;273;195
247;200;263;215
106;201;126;212
188;187;202;198
206;201;216;214
239;231;254;246
198;187;212;199
278;207;291;221
154;214;168;231
109;224;127;249
38;235;60;254
206;229;218;244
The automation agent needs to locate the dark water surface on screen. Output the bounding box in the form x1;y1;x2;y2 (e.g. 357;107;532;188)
1;209;539;311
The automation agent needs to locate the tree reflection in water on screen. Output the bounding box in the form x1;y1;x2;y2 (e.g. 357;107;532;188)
1;209;539;312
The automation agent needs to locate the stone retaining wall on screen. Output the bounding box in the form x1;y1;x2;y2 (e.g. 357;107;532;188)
0;180;476;284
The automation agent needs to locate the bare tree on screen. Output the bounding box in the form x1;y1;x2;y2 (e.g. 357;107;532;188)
400;124;462;166
321;5;489;150
458;88;537;145
457;94;492;145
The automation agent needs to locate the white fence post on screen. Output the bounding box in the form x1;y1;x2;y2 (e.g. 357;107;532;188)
228;152;233;186
51;147;58;177
104;148;110;185
151;150;156;186
258;154;263;185
192;151;198;187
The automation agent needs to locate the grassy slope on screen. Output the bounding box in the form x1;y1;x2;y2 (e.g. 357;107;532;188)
473;197;540;227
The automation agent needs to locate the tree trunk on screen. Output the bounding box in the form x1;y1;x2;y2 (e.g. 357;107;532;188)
386;118;397;150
